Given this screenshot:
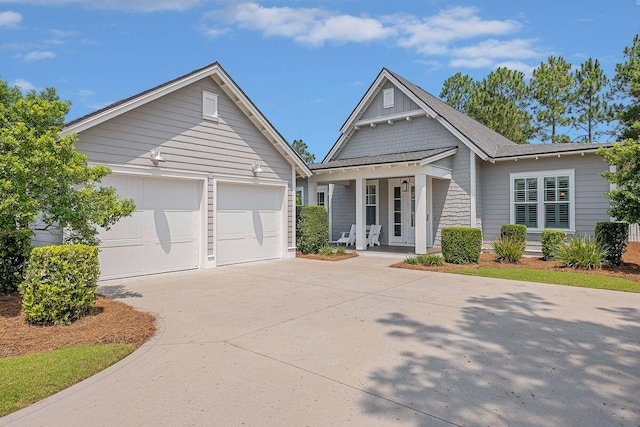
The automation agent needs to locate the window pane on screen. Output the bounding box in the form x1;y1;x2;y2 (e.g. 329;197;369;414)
394;224;402;236
558;176;570;201
559;203;569;228
544;177;556;202
366;206;376;226
394;187;400;198
527;178;538;202
317;192;325;206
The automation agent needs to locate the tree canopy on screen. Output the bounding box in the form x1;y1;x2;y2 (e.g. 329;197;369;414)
0;79;135;245
291;139;316;164
613;33;640;140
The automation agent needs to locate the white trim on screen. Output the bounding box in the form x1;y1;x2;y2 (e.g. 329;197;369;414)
470;152;477;228
202;90;219;121
295;185;305;206
419;148;458;165
213;176;289;267
387;178;415;246
427;176;433;247
291;165;297;257
609;164;617;222
493;149;604;162
354;110;425;128
366;180;380;227
509;169;576;233
433;116;489;160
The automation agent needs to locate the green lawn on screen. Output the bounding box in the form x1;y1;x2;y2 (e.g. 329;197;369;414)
453;268;640;293
0;344;135;417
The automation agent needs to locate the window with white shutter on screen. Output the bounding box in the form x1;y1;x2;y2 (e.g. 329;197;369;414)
202;91;218;121
383;88;394;109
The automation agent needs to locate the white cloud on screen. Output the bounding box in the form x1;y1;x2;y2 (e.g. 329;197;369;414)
451;38;540;60
217;3;393;46
19;50;56;61
77;89;95;97
200;26;228;40
0;0;201;12
0;10;21;28
10;78;35;91
493;60;536;77
449;57;494;69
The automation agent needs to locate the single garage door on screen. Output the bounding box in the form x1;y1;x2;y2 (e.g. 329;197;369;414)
98;175;201;279
216;182;283;266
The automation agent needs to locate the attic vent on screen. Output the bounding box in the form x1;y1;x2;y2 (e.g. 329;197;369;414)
203;91;218;121
383;88;394;109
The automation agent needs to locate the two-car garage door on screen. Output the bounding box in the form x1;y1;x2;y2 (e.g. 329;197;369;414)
97;175;285;279
98;175;202;280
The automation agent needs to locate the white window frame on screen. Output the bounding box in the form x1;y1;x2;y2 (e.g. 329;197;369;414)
296;185;304;206
202;90;219;121
383;88;394;109
317;188;327;209
365;180;379;226
509;169;575;233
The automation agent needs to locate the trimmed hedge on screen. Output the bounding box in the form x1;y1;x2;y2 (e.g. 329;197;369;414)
541;229;567;260
500;224;527;244
19;244;100;325
595;222;629;266
0;229;33;294
441;227;482;264
296;206;329;254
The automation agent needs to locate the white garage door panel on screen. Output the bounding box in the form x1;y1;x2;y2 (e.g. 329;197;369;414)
98;175;201;279
216;183;283;266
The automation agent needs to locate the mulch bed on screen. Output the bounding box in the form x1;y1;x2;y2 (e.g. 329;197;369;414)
296;251;358;261
393;242;640;284
0;295;156;358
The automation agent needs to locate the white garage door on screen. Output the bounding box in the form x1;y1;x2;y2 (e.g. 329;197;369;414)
216;183;284;266
98;175;201;279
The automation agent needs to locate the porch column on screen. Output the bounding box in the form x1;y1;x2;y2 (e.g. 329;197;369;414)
307;178;318;206
415;173;427;254
355;177;367;250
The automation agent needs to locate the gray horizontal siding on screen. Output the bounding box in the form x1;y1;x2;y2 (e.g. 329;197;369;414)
361;81;420;120
481;153;611;242
75;76;294;261
335;116;459;160
330;183;356;242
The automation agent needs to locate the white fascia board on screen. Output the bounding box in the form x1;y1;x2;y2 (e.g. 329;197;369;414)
422;164;452;180
354;109;426;127
313;163;424;181
63;64;223;136
419;148;458;165
492;149;602;162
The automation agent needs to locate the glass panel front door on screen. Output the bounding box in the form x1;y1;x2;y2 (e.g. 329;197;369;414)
389;179;415;245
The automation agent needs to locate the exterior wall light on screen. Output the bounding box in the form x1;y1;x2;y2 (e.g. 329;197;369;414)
401;180;409;192
252;163;263;176
150;149;166;163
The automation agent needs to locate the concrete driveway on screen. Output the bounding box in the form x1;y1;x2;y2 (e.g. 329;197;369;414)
2;255;639;426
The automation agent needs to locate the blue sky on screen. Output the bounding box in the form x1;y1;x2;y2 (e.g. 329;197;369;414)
1;1;639;159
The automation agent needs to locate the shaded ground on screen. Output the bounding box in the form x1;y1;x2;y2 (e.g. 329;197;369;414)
394;242;640;284
0;294;156;358
297;251;358;261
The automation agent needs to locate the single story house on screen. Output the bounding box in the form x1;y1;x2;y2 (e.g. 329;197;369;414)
298;68;613;253
55;62;311;279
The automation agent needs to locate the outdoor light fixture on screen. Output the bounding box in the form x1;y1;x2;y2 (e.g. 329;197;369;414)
401;180;409;192
251;163;263;176
150;149;166;163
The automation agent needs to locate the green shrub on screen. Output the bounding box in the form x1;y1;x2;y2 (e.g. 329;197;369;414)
335;246;346;255
0;229;32;294
296;206;329;254
595;222;629;266
492;237;525;263
441;227;482;264
541;230;567;260
319;245;335;256
500;224;527;244
404;256;419;265
416;254;445;266
556;236;606;270
19;244;100;325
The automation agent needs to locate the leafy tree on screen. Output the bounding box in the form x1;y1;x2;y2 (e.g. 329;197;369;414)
572;58;614;143
613;32;640;140
530;56;575;143
291;139;315;164
0;79;135;245
599;139;640;223
440;72;476;114
468;68;534;144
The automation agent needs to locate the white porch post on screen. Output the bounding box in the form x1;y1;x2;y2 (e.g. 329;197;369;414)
415;173;427;254
307;178;318;206
355;177;366;250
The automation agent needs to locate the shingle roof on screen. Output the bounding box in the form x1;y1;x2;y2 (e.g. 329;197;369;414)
310;147;456;170
384;69;613;160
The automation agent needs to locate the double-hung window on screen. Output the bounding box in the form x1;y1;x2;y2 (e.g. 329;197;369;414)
510;170;574;231
366;181;378;226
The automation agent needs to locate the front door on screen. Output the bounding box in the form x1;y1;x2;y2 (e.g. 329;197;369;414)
388;178;415;245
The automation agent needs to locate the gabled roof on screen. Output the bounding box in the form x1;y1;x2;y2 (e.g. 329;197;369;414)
64;61;312;178
323;68;611;163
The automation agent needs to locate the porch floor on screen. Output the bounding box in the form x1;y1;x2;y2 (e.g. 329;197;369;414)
350;245;442;258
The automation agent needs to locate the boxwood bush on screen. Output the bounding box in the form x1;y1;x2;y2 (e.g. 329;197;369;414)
441;227;482;264
19;244;100;325
500;224;527;244
541;229;567;260
595;222;629;266
296;206;329;254
0;229;32;294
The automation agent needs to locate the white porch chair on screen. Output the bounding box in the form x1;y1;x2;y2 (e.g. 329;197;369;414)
366;224;382;247
336;224;356;246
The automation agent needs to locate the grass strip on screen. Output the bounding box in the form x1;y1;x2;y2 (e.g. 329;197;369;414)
453;268;640;293
0;343;135;417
